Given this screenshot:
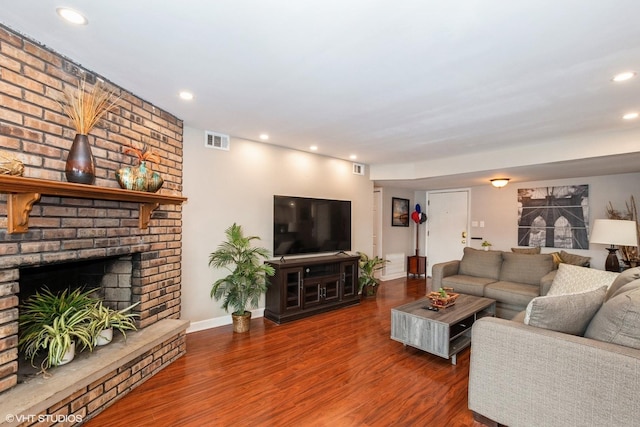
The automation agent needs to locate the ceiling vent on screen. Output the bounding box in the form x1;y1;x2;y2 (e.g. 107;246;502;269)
352;163;365;175
204;131;230;151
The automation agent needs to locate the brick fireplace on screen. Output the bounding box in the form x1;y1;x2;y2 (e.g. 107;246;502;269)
0;24;187;424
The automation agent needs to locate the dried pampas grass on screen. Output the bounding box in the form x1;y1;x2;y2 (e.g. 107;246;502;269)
59;77;121;135
607;196;640;262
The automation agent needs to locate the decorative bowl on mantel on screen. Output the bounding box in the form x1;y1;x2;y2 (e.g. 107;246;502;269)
427;288;459;308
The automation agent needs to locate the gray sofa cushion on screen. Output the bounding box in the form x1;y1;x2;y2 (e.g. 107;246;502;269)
441;275;494;297
585;280;640;349
484;281;539;307
526;286;607;336
606;267;640;301
458;247;502;280
499;252;554;285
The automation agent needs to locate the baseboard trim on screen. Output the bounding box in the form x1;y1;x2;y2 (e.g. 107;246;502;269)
186;308;265;333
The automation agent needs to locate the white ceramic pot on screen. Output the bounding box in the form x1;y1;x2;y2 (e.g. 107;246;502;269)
58;341;76;366
96;327;114;346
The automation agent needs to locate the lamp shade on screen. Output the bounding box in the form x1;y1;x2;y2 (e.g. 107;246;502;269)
590;219;638;246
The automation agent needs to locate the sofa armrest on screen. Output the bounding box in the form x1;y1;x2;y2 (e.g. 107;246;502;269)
469;317;640;427
539;269;557;296
431;260;460;290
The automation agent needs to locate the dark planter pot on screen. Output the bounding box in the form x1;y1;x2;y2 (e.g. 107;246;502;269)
65;134;95;184
361;284;379;298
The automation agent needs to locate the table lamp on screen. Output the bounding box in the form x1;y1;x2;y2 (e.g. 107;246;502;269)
589;219;639;272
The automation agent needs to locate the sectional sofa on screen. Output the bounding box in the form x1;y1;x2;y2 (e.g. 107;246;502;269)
431;247;561;318
468;267;640;426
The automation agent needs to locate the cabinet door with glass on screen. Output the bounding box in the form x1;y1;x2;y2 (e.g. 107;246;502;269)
341;261;357;299
282;267;303;311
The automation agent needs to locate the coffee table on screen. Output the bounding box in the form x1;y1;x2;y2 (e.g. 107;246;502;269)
390;294;496;365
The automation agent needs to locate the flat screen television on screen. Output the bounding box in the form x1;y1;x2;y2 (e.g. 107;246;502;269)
273;195;351;256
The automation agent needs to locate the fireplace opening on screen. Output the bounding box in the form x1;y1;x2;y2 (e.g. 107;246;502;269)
19;255;134;309
17;255;135;382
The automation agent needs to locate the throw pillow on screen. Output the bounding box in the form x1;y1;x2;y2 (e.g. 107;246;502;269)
605;267;640;301
549;252;563;269
499;252;554;285
511;247;541;254
524;286;607;335
547;263;619;296
584;286;640;350
560;250;591;267
458;247;503;280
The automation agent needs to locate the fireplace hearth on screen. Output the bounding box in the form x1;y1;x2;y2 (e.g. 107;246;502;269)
0;23;187;425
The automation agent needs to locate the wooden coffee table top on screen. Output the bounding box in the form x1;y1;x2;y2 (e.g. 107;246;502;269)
392;294;496;326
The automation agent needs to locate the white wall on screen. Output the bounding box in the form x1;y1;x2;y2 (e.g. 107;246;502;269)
468;172;639;270
379;186;415;257
379;172;639;273
181;126;373;331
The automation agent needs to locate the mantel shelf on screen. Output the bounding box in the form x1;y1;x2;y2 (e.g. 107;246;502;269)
0;175;187;233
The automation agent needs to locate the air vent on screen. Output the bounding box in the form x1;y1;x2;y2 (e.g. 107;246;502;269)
204;131;230;151
352;163;365;175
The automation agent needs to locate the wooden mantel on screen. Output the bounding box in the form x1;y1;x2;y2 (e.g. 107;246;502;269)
0;175;187;233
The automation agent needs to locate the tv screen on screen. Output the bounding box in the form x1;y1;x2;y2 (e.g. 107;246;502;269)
273;195;351;256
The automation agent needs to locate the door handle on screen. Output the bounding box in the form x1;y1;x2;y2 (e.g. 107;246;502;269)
461;231;467;238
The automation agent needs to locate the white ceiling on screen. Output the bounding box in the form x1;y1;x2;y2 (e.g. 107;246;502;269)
2;0;640;189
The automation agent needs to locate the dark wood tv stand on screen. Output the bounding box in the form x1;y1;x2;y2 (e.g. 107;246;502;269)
264;254;360;324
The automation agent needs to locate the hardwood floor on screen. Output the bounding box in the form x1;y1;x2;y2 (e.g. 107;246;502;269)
87;278;484;427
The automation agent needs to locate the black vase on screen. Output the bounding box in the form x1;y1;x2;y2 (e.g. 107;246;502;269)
65;134;95;184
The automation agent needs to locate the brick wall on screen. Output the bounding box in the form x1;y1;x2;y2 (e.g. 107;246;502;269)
0;21;184;397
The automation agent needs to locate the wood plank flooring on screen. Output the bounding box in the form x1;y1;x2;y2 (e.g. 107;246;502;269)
86;277;485;427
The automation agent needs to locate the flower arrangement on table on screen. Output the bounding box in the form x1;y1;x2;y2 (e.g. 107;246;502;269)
427;287;459;308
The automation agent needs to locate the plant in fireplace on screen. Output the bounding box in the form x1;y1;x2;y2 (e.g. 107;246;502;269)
208;223;275;333
18;288;95;369
88;301;139;346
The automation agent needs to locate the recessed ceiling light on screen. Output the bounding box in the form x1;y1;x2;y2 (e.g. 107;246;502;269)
259;134;269;141
349;155;357;160
310;146;318;151
612;71;636;82
56;7;88;25
623;112;639;120
179;91;194;100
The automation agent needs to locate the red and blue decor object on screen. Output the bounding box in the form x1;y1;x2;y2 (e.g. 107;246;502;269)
412;204;428;224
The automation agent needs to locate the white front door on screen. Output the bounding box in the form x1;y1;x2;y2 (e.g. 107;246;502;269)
426;190;470;276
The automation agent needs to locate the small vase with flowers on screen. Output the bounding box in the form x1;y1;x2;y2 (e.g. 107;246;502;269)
116;143;164;192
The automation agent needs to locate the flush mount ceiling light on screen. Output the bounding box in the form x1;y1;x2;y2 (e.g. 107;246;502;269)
349;154;357;160
310;145;318;151
179;91;194;100
490;178;510;188
56;7;88;25
612;71;636;82
623;112;639;120
259;134;269;141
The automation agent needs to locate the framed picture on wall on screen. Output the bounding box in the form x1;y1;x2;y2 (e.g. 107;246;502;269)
392;197;410;227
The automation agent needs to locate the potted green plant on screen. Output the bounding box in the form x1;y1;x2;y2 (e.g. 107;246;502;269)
482;241;492;251
209;223;275;333
89;301;139;346
357;252;388;298
19;287;96;369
